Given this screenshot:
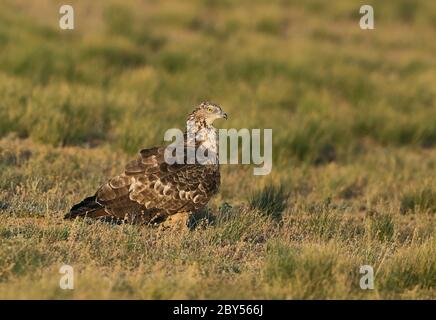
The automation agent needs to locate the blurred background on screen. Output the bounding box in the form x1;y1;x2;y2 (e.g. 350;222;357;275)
0;0;435;160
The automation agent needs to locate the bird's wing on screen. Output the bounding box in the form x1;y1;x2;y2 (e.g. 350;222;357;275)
96;147;219;218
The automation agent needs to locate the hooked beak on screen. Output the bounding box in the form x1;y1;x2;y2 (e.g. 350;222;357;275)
221;111;228;120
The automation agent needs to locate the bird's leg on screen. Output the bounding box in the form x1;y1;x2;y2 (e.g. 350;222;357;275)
158;212;190;232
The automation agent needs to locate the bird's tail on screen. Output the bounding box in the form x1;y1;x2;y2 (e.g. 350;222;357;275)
65;195;106;219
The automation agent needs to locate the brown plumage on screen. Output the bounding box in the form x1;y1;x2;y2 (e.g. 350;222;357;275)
65;102;227;225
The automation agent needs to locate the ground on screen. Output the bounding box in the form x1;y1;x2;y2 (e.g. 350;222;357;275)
0;0;435;299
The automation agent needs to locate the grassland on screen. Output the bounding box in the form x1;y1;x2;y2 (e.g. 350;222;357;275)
0;0;435;299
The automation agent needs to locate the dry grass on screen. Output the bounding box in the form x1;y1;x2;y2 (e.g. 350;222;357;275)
0;0;435;299
0;137;434;299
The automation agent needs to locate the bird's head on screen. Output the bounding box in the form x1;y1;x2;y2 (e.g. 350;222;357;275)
188;101;228;127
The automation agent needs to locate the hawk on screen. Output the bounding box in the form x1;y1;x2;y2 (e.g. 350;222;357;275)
65;102;228;226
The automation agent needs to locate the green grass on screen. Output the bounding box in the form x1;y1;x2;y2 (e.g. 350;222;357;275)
400;188;436;214
0;0;435;299
249;184;289;221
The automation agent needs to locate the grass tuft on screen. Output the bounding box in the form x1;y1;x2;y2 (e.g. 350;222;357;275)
249;184;289;221
400;189;436;214
369;213;395;242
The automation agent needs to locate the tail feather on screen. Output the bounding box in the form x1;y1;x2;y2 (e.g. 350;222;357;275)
65;195;106;219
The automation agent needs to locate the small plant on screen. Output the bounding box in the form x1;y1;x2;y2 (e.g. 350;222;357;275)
400;188;436;214
369;213;395;242
249;184;289;221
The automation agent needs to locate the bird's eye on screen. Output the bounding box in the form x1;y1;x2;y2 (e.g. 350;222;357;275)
207;106;214;113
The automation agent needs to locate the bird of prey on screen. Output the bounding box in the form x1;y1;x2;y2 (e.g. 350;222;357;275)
65;102;227;226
